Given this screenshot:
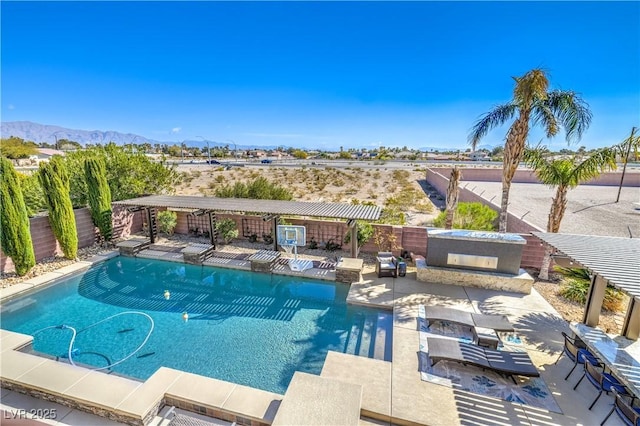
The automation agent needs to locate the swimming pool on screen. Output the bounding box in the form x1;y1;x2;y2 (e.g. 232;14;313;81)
0;257;392;394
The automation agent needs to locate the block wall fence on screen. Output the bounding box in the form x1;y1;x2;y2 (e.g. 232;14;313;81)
428;167;640;187
2;200;546;274
0;206;143;274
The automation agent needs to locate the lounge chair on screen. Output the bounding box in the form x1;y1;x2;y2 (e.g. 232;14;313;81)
376;252;398;278
423;306;514;332
426;337;539;383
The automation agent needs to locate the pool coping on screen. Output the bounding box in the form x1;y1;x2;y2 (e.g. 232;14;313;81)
0;252;369;425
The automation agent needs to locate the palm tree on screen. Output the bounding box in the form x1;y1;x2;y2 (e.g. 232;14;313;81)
523;146;617;280
445;167;462;229
468;68;592;232
615;127;639;202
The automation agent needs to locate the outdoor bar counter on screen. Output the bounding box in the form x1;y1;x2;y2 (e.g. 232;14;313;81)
570;322;640;398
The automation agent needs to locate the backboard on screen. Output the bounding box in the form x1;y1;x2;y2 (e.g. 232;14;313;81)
277;225;306;247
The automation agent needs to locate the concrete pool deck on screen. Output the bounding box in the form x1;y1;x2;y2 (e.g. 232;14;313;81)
0;254;630;425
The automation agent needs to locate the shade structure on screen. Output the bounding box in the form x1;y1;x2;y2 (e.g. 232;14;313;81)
533;232;640;297
114;195;382;257
533;232;640;339
114;195;382;221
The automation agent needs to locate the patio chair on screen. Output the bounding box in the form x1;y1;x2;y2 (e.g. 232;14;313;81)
376;252;398;278
555;331;598;380
573;359;628;410
600;388;640;426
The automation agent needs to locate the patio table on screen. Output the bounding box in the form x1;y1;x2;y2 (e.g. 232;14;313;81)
570;322;640;398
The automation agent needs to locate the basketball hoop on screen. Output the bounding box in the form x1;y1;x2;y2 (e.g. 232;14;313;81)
281;243;294;256
276;225;313;272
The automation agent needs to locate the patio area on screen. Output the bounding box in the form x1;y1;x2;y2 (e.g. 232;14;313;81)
0;251;634;426
339;265;631;425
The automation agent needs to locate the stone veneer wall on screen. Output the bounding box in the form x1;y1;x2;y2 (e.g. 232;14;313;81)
0;381;144;426
416;265;534;294
0;206;143;274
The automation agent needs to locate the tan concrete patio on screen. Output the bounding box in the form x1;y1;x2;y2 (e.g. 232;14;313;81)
336;266;629;425
0;257;632;426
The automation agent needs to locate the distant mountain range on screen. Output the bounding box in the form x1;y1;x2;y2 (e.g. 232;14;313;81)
1;121;163;146
1;121;489;152
0;121;279;150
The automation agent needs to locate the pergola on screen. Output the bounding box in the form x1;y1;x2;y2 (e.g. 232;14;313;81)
114;195;382;257
534;232;640;339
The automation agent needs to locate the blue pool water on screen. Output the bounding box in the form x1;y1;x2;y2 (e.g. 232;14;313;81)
0;257;392;394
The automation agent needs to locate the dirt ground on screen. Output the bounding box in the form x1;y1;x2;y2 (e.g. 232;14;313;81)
175;164;441;226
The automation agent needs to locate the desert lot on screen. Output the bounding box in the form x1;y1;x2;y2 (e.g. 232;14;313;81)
175;163;440;226
174;162;640;237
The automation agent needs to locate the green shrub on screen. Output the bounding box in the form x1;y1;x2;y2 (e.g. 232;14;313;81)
84;158;113;241
18;172;45;217
215;219;238;244
433;202;498;231
64;143;182;207
214;177;292;200
0;157;36;275
557;267;625;312
308;236;318;249
378;207;406;225
343;221;374;248
38;157;78;259
325;238;342;251
157;210;177;235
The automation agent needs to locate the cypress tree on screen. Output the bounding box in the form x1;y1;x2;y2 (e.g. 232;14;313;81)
38;156;78;259
0;157;36;275
84;158;112;241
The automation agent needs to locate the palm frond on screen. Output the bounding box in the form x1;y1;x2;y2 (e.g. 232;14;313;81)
531;103;560;138
567;147;617;188
523;146;566;187
513;69;549;106
467;103;517;150
545;90;592;143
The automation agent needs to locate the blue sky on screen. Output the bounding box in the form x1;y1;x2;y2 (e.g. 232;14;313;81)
2;1;638;150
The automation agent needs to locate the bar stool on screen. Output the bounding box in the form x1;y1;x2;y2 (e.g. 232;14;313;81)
574;360;628;410
601;389;640;425
556;331;598;380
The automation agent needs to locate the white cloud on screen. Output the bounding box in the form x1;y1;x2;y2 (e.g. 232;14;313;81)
171;127;182;134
